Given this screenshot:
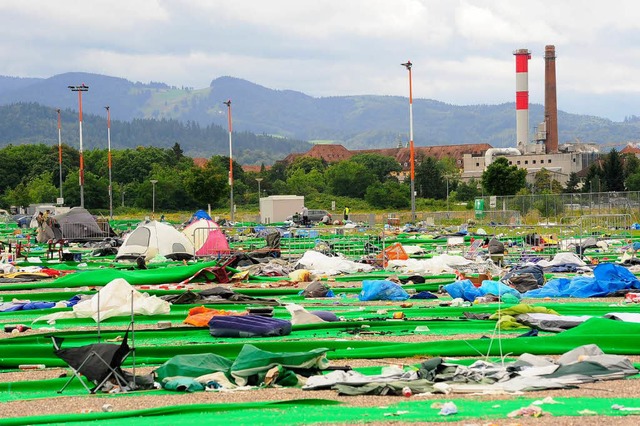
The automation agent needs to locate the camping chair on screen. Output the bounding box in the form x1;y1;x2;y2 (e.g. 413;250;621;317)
464;239;484;260
52;323;136;394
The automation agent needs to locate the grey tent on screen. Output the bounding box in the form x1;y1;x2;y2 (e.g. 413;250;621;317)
50;207;115;242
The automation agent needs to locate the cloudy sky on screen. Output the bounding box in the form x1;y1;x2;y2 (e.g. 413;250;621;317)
1;0;639;121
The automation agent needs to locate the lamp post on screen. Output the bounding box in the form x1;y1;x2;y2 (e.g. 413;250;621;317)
446;176;449;213
105;106;113;219
121;184;126;207
256;178;263;199
56;108;63;201
223;99;234;223
401;61;416;221
150;179;158;215
68;84;89;208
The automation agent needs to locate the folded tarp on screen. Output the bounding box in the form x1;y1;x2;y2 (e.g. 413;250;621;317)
208;315;292;338
524;263;640;298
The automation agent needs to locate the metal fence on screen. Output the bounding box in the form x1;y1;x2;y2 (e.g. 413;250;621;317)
471;191;640;226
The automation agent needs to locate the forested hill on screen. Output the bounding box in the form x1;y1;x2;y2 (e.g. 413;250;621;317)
0;103;312;165
1;73;640;154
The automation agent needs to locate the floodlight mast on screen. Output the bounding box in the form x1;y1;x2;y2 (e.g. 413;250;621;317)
401;61;415;222
56;108;63;201
224;99;234;223
68;84;89;208
105;106;113;220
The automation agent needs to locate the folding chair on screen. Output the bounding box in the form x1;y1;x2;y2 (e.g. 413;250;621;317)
52;323;136;394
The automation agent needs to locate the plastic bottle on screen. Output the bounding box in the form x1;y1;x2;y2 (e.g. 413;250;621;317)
402;386;412;397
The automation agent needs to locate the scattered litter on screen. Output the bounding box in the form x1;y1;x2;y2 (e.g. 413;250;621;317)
438;401;458;416
507;405;543;418
579;409;598;415
102;404;114;412
612;404;640;412
383;410;409;417
532;396;563;405
414;326;430;332
18;364;45;370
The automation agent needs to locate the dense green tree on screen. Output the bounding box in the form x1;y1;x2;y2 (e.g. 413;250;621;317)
481;157;527;196
455;178;480;202
415;156;446;199
533;168;563;194
584;162;604;193
286;157;327;178
2;182;30;207
183;159;228;209
564;172;581;193
365;181;410;209
325;161;376;198
26;171;59;204
623;153;640;179
350;153;401;182
625;172;640;191
62;170;109;210
286;168;326;195
602;149;625;191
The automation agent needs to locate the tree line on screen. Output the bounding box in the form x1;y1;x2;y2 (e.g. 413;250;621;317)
0;143;634;214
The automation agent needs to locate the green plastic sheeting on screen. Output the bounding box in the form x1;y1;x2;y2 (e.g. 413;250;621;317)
43;260;221;288
3;396;640;425
1;317;638;369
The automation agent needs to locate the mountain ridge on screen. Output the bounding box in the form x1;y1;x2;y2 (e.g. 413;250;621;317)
0;72;638;155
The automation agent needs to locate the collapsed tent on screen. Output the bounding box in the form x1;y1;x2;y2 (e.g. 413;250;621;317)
303;344;637;395
48;207;115;243
116;220;194;261
34;278;171;323
154;344;330;390
181;219;230;257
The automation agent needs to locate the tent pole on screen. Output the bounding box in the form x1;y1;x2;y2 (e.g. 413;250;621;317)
131;290;136;389
97;289;101;343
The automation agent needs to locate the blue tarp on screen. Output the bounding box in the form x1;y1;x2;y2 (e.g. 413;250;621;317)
524;263;640;298
444;279;521;302
359;280;410;301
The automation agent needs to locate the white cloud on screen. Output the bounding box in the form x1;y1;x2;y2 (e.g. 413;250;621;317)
0;0;639;120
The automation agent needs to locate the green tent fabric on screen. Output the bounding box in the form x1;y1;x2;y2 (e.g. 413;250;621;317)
50;260;221;288
162;377;205;392
153;344;330;389
155;353;233;382
230;344;330;386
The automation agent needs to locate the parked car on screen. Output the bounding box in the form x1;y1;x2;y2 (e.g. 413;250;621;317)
287;209;331;224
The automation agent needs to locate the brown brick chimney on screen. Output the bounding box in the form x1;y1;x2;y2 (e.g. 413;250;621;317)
544;45;558;153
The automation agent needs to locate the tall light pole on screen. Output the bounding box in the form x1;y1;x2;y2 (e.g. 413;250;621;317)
56;108;63;201
105;106;113;220
68;84;89;208
223;99;234;223
446;176;449;213
401;61;416;221
256;178;263;199
150;180;158;215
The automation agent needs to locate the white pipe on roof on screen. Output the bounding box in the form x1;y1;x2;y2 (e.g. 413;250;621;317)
484;148;522;169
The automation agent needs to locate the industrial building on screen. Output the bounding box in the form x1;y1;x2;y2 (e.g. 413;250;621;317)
461;45;599;185
287;45;601;186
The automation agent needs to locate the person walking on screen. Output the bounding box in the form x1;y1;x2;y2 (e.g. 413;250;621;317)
301;206;309;226
343;206;350;222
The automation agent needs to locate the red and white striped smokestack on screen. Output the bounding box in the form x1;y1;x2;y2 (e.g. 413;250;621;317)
514;49;531;151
